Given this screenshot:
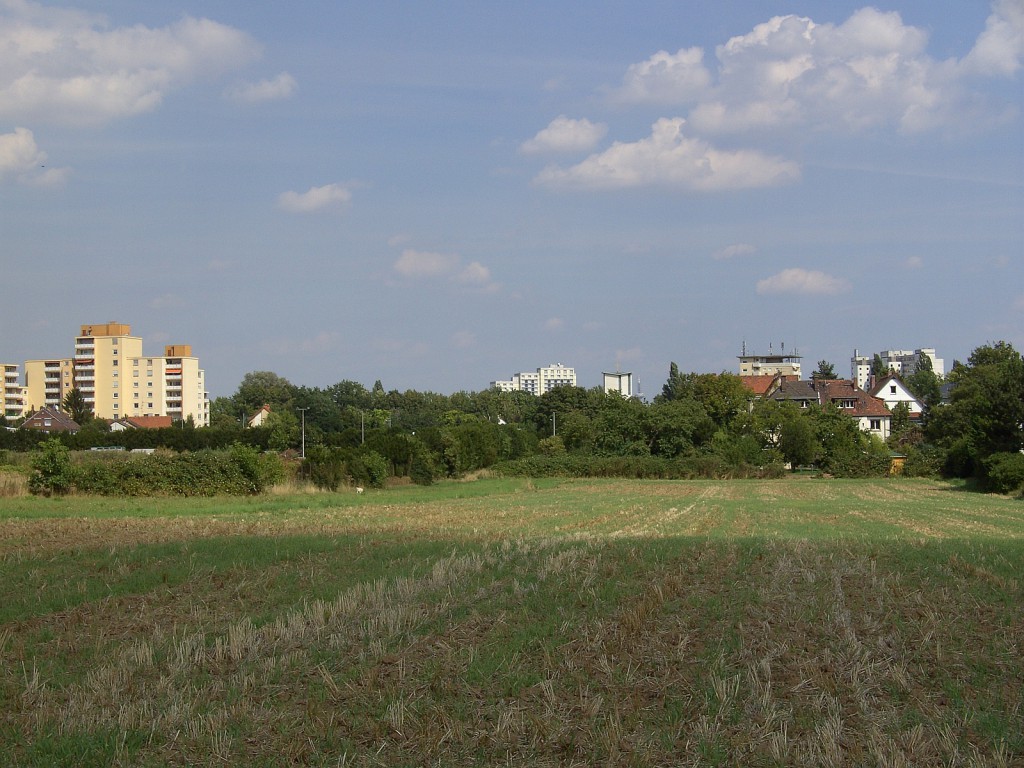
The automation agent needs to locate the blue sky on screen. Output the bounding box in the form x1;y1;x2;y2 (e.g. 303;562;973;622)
2;0;1021;398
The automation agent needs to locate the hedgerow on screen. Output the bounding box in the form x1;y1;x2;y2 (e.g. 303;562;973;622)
30;445;284;497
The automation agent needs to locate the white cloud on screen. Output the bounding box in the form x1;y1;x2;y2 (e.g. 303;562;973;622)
0;3;260;125
451;330;476;349
521;116;607;154
393;249;459;278
906;255;924;269
456;261;491;284
0;126;69;185
756;268;851;295
535;118;800;191
613;4;1020;136
714;243;756;260
544;317;565;331
277;183;352;213
225;72;296;103
613;47;712;104
961;0;1024;76
393;250;500;292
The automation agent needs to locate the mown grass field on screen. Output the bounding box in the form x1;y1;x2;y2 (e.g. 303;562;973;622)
1;477;1022;767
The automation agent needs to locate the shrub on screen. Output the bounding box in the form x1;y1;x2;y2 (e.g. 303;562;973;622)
28;438;74;496
303;445;347;491
230;443;284;493
981;452;1024;495
348;450;389;489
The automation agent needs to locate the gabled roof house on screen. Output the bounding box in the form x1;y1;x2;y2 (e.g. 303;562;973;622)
869;374;924;420
764;376;892;440
21;406;80;433
247;404;271;428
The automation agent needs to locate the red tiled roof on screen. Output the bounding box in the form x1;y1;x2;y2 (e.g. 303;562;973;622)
123;415;174;429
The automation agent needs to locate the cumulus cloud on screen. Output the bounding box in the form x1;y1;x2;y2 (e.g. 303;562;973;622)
614;47;712;104
0;3;260;125
521;116;607;154
277;183;352;213
0;126;69;185
613;4;1021;135
535;118;799;191
393;249;459;278
393;249;500;292
714;243;756;260
962;0;1024;76
225;72;296;103
544;317;565;331
756;268;851;295
455;261;496;288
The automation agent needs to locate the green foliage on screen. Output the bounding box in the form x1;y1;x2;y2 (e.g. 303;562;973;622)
889;401;913;436
658;366;750;429
648;399;716;457
980;452;1024;495
28;438;74;496
302;445;348;491
61;387;93;425
537;435;566;456
811;360;837;380
229;442;284;493
928;341;1024;478
66;447;283;497
871;354;888;379
811;405;890;477
347;450;389;488
900;443;944;478
778;413;818;467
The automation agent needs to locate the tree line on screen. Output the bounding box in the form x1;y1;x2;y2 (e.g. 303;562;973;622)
3;341;1022;494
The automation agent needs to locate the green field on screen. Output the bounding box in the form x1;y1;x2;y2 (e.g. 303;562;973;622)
1;477;1022;766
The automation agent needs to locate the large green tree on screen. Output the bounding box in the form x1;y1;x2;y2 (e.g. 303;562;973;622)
233;371;297;414
657;365;750;429
61;387;93;424
811;360;838;380
928;341;1024;478
905;354;942;420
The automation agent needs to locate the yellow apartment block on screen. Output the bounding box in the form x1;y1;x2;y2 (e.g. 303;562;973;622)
17;323;210;426
2;363;26;420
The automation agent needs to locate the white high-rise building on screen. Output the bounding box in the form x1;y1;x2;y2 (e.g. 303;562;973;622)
851;348;944;389
602;370;634;398
491;363;576;395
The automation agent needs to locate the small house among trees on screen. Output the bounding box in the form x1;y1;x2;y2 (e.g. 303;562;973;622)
21;406;80;434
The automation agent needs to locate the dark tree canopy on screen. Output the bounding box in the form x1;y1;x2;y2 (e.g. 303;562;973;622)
811;360;838;380
62;387;93;424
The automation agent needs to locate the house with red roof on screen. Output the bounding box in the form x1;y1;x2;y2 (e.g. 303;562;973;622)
763;376;892;440
21;406;80;434
110;415;174;431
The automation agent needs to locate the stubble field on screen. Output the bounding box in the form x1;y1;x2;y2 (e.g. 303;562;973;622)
1;477;1022;766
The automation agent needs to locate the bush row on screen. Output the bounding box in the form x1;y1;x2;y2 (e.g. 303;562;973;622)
29;440;283;497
